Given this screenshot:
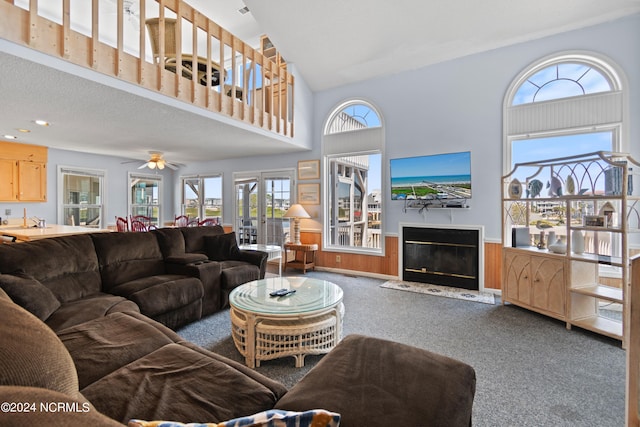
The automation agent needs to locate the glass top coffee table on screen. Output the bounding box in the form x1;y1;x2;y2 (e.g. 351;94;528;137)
229;277;344;368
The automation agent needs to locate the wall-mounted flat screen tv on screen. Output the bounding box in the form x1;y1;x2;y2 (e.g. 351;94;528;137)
390;151;472;200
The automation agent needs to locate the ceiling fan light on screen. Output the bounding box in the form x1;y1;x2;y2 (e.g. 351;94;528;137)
157;162;165;170
148;162;156;169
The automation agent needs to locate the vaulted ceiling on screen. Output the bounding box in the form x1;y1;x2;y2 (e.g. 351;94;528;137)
1;0;638;164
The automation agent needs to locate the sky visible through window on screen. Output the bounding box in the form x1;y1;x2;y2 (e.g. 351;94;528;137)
508;59;616;193
509;131;613;192
332;104;382;194
512;63;611;105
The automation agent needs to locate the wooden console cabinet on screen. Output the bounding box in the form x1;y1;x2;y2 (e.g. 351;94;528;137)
503;248;566;319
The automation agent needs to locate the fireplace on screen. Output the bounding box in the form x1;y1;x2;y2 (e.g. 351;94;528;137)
400;224;483;291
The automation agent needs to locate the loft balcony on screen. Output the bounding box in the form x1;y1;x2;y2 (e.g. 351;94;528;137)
0;0;294;138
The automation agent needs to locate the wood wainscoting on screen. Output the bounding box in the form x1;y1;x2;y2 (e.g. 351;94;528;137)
295;230;503;291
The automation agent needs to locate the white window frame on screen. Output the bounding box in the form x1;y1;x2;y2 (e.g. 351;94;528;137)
503;51;629;278
57;165;106;227
323;99;385;256
128;172;163;227
180;174;223;223
503;51;629;173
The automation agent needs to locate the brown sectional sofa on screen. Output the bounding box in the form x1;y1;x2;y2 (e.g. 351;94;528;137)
0;288;288;426
0;227;477;426
0;225;266;331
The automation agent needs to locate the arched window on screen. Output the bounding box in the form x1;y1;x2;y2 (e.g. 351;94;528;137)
323;100;384;254
512;62;613;105
504;52;627;174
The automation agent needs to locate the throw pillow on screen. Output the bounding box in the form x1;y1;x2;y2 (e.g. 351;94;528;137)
0;271;60;321
204;232;240;261
128;409;341;427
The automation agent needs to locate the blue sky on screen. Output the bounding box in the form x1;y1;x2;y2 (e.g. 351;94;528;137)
509;131;613;190
390;151;471;179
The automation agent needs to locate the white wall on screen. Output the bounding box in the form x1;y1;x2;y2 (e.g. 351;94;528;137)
312;13;640;241
3;14;637;243
0;148;175;227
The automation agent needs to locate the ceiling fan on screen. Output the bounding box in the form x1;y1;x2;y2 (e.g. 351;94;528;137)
106;0;140;30
124;151;182;170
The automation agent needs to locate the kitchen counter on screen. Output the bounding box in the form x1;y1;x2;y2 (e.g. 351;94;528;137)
0;224;111;242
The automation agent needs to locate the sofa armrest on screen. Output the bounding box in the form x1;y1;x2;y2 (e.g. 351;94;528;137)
236;250;268;278
166;260;223;315
165;253;209;265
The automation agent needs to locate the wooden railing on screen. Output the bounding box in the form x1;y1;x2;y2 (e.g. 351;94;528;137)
0;0;294;137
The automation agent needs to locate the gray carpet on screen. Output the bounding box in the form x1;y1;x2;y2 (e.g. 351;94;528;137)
177;269;625;427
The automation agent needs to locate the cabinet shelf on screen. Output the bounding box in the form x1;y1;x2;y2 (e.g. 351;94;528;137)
570;284;623;303
502;151;639;344
570;315;622;340
569;253;623;267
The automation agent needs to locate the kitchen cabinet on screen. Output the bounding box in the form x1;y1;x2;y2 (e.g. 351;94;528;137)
18;161;47;201
0;141;48;202
0;159;17;201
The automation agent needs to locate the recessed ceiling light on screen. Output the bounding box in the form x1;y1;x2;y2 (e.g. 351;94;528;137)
17;128;31;133
4;135;17;139
34;120;50;126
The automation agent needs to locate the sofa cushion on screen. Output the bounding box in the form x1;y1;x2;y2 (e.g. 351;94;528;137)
153;227;186;258
45;293;140;332
0;288;80;399
180;225;225;254
82;343;287;424
275;334;476;427
0;271;60;321
91;232;166;292
220;263;260;290
110;275;204;317
0;234;101;302
58;311;180;389
204;232;240;261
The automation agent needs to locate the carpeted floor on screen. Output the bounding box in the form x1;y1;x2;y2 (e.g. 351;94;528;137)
177;268;625;427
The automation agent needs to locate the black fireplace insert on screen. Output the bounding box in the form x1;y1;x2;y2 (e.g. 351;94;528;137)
402;227;479;290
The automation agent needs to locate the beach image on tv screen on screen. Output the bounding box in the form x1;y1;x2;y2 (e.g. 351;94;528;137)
390;151;471;200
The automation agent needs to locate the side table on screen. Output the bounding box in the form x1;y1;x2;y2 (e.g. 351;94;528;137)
239;244;282;276
284;243;318;274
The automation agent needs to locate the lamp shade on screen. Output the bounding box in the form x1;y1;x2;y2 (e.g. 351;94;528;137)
283;204;310;219
283;204;310;245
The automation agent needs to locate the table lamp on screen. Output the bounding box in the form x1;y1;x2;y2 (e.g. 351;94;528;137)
283;204;310;245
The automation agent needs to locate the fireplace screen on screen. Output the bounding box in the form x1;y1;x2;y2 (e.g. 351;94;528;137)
402;227;479;290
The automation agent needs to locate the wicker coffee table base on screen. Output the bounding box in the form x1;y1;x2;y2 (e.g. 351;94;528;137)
231;303;344;368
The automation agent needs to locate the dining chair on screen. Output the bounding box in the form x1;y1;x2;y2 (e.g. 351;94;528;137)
174;215;189;227
198;218;218;227
187;218;200;227
115;216;129;232
131;215;152;226
129;219;149;232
